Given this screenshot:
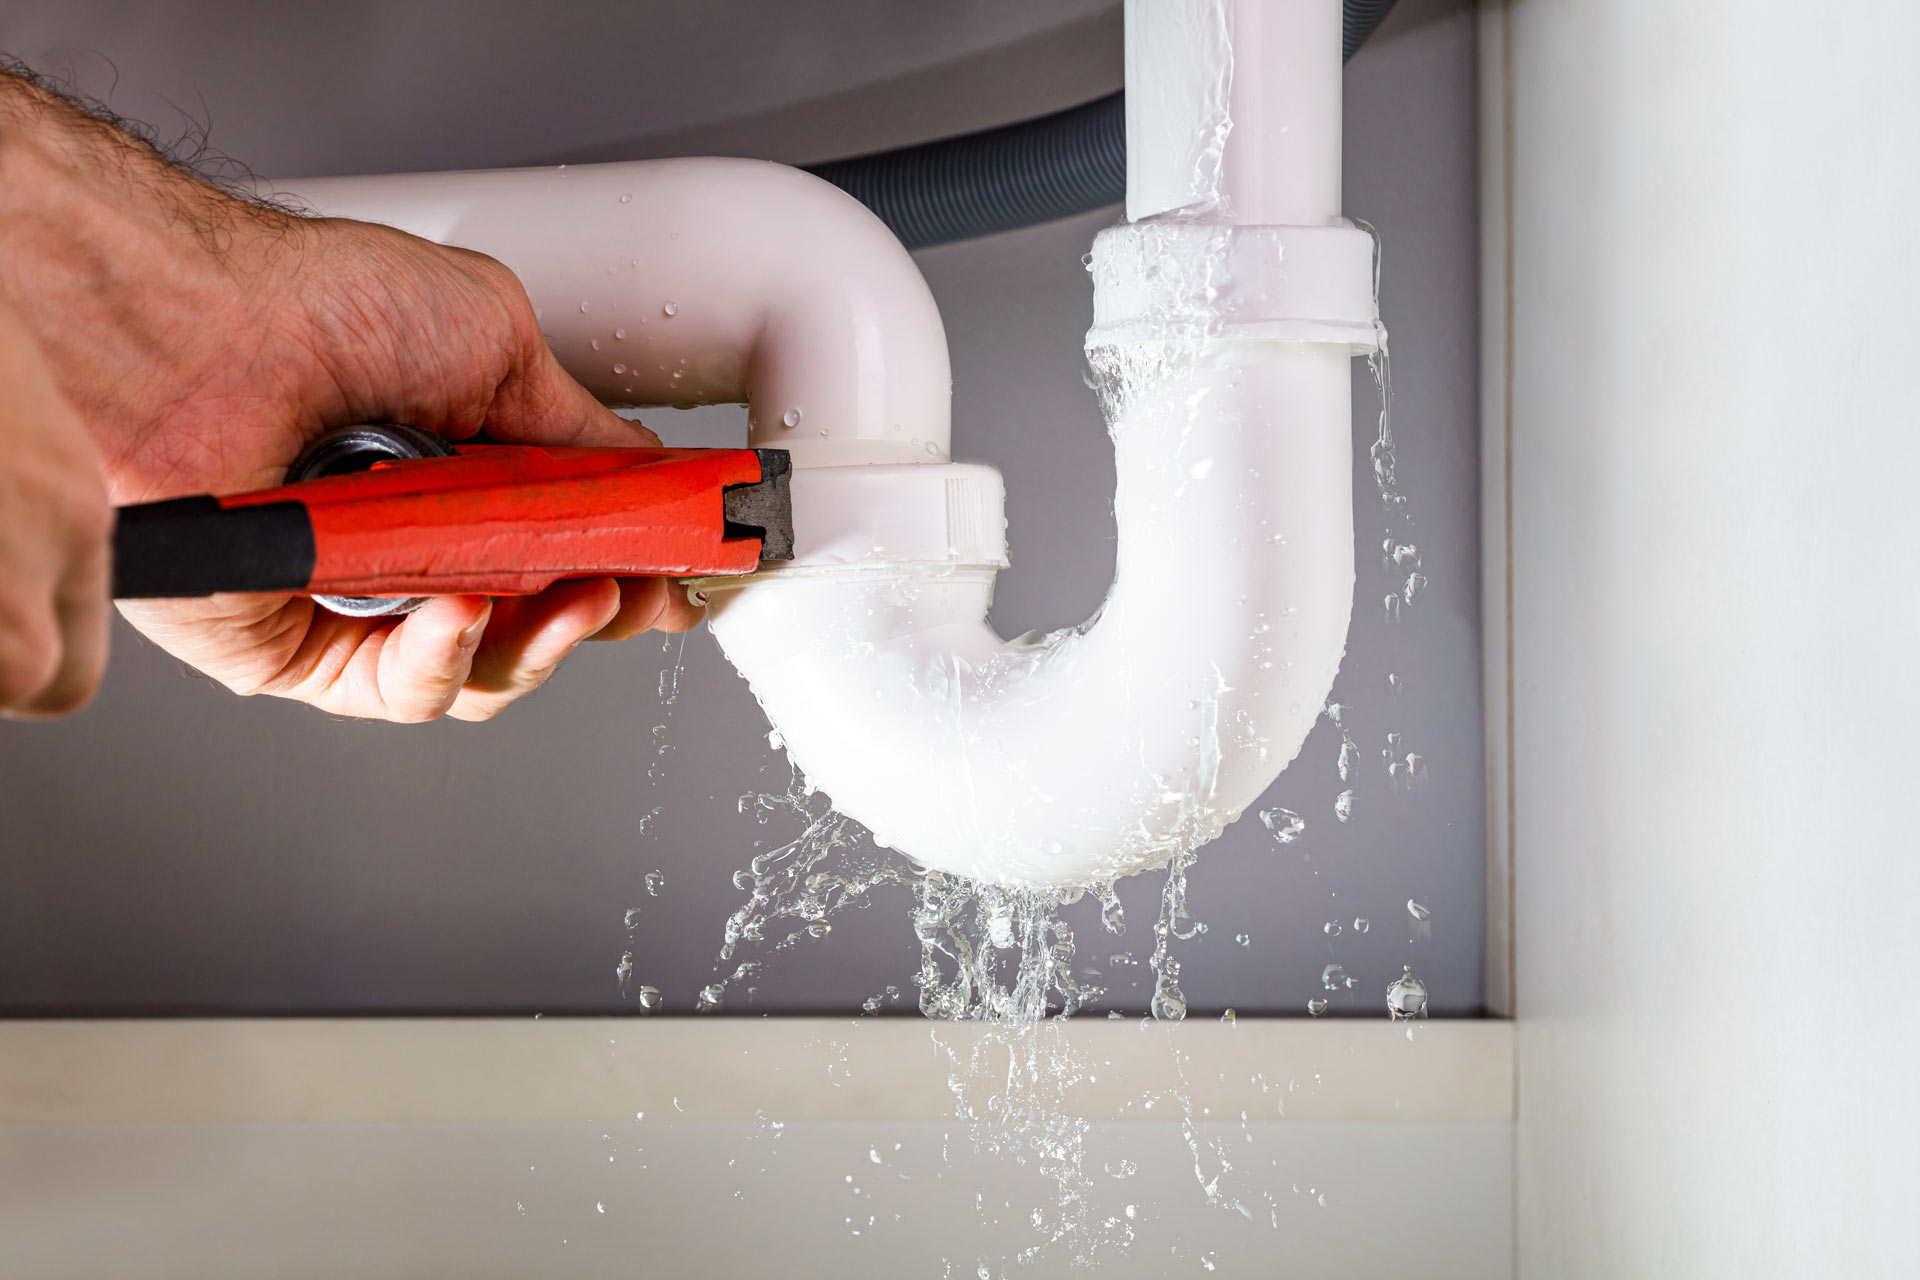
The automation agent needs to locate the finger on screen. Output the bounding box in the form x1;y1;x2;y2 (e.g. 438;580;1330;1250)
20;535;111;716
447;578;622;722
368;595;493;722
653;580;706;633
586;577;702;642
0;592;62;715
119;592;492;723
117;593;310;693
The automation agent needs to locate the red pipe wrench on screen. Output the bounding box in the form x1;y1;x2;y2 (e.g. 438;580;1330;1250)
111;424;791;615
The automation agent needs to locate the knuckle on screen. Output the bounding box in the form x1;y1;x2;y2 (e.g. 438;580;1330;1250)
471;250;522;293
450;245;522;299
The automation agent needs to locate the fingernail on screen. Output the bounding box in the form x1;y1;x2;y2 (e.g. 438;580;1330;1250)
459;616;488;648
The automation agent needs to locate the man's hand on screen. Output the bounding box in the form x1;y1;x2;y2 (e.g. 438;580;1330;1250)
0;298;112;717
0;69;699;721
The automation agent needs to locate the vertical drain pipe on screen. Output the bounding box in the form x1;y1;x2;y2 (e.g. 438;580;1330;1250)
1125;0;1345;225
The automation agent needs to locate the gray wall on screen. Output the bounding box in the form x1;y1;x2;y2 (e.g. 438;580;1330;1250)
1494;1;1920;1273
0;0;1482;1017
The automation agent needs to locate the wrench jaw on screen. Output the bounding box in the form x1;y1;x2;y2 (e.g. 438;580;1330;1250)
722;450;795;563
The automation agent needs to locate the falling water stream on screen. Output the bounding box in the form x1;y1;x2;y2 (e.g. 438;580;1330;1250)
594;229;1434;1272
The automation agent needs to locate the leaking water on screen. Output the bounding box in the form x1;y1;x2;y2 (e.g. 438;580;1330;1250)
597;208;1444;1272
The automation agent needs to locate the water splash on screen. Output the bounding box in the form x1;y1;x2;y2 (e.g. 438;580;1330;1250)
1386;967;1429;1021
692;761;1261;1266
1256;806;1304;844
647;633;687;782
627;199;1419;1274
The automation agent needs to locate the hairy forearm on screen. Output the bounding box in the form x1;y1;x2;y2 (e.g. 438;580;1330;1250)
0;66;288;245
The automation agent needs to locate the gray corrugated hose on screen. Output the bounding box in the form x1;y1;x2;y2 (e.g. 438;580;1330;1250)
805;0;1400;248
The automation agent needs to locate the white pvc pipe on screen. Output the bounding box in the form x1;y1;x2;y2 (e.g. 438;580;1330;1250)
285;158;949;468
287;0;1369;889
709;338;1353;886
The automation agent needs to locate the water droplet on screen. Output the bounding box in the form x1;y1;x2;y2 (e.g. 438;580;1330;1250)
1105;1158;1137;1180
924;440;942;457
1334;790;1356;822
1321;963;1347;989
782;408;802;428
1404;572;1428;604
1384;593;1403;623
1387;968;1429;1020
618;193;632;204
613;362;627;375
596;1202;605;1213
869;1148;881;1164
590;338;601;351
614;327;626;340
1233;932;1250;947
1387;672;1403;696
662;300;679;316
696;984;725;1013
624;906;643;929
645;870;665;896
1338;740;1362;782
1353;917;1370;934
1124;1204;1137;1219
1322;920;1342;938
1307;998;1329;1016
1406;898;1430;923
1258;807;1305;843
635;985;663;1014
615;951;633;987
986;912;1014;950
578;301;589;314
1220;1008;1237;1024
